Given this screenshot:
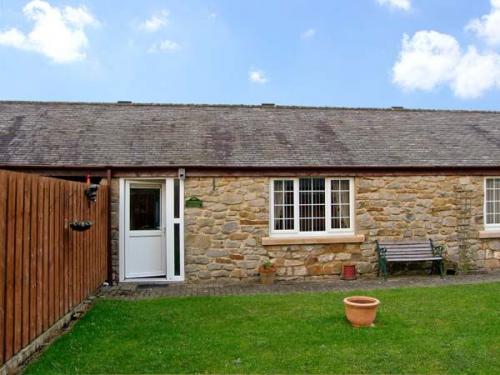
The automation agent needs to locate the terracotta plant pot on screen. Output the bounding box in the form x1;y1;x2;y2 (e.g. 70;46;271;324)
259;266;276;285
343;296;380;327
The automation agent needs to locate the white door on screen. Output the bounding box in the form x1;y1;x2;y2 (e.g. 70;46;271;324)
124;181;166;278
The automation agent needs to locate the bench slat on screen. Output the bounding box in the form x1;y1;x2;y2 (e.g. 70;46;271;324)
388;257;442;262
379;241;430;246
386;251;435;256
382;245;431;249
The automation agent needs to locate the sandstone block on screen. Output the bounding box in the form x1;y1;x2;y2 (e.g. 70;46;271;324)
207;263;224;271
336;252;351;261
207;249;229;257
222;221;240;234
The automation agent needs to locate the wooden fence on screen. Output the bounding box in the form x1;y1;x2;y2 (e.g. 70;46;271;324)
0;170;108;366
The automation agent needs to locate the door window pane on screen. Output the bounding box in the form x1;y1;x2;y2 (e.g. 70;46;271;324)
174;179;180;219
130;188;161;230
174;223;181;276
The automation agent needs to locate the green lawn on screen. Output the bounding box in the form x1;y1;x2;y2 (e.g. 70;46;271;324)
25;282;500;374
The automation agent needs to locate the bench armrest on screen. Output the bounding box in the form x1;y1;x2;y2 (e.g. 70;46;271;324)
376;243;387;259
432;245;445;257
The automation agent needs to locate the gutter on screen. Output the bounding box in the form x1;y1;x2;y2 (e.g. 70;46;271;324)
0;164;499;171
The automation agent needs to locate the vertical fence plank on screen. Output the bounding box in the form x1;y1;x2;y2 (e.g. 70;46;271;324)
72;184;77;309
63;184;69;314
0;171;8;364
29;177;38;342
5;174;16;361
58;181;64;318
21;175;31;348
53;181;60;323
13;175;24;354
48;180;55;326
79;185;84;303
36;179;43;337
42;179;49;331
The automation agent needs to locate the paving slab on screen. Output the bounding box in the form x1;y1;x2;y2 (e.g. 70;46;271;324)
98;272;500;300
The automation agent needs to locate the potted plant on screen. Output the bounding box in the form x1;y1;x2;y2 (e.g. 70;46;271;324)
343;296;380;327
258;261;277;285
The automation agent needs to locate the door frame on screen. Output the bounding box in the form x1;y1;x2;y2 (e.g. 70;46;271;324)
124;180;166;278
119;177;185;282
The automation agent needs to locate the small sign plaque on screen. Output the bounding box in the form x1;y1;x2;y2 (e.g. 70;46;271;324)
185;197;203;208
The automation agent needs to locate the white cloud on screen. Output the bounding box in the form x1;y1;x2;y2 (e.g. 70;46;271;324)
0;0;97;63
392;30;500;98
301;28;316;40
140;10;169;32
452;47;500;98
148;39;179;53
466;0;500;46
393;31;460;91
249;69;268;84
376;0;411;11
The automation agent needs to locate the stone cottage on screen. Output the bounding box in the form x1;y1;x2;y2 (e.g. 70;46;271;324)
1;101;499;284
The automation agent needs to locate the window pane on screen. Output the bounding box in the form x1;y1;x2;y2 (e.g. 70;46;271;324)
274;192;284;205
486;214;495;225
174;179;180;219
332;218;340;229
299;178;325;232
486;188;494;201
273;179;294;231
341;217;350;228
174;223;181;276
330;179;351;230
130;187;161;231
340;180;350;190
341;191;350;204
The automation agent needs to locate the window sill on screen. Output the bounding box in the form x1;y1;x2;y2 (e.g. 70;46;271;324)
261;234;365;246
478;230;500;239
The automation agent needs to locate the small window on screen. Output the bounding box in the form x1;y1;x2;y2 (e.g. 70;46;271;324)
270;177;354;236
485;178;500;229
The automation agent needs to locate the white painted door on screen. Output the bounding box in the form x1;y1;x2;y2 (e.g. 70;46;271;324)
125;181;166;278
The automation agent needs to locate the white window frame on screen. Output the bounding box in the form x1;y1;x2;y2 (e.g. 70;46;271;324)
484;177;500;231
269;177;355;237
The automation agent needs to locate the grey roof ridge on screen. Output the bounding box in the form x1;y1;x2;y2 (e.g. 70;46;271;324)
1;99;500;114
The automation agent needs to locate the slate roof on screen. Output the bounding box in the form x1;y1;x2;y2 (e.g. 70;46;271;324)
0;101;499;168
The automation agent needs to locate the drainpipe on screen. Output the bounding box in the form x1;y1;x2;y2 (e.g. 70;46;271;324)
106;168;113;284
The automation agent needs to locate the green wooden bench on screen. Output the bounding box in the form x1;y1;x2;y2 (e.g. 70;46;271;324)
376;239;445;280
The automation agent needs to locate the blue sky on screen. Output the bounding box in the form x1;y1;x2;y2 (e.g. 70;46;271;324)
0;0;499;110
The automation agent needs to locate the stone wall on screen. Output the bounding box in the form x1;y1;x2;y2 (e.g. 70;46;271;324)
110;175;500;283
